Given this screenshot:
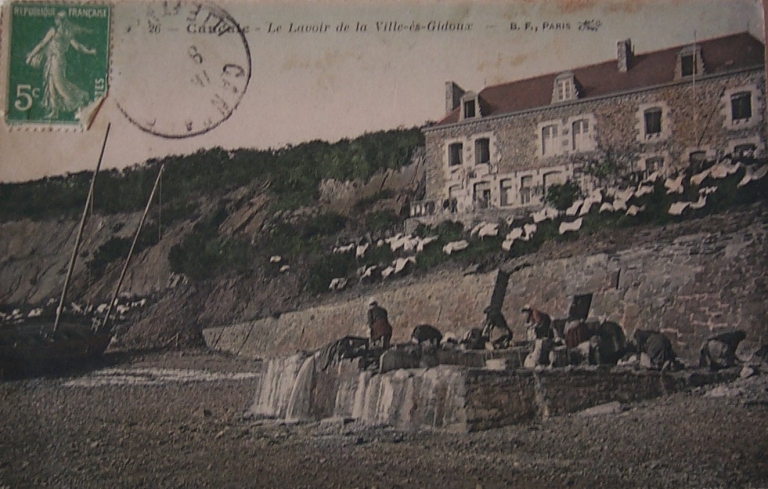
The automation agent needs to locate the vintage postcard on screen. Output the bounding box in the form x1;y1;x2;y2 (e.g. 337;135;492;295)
1;0;767;487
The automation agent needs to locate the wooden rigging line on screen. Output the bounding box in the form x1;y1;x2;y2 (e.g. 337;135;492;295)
98;164;165;332
54;123;111;332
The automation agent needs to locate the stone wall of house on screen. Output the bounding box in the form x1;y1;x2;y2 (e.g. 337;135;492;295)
423;68;766;207
205;219;768;363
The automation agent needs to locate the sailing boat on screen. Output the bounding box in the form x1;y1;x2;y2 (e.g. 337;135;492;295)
0;124;164;376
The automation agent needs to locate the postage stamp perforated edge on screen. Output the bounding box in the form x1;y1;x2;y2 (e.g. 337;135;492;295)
1;0;112;132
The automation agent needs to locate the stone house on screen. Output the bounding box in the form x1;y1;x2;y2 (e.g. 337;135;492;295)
415;32;765;219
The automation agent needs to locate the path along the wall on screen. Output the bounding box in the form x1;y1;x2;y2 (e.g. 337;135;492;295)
204;220;768;363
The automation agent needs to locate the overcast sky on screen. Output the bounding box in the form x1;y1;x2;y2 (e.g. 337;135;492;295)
0;0;764;182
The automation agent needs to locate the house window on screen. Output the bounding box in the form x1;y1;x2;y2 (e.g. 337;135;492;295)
645;157;663;174
542;125;558;156
447;185;461;212
474;182;491;209
731;92;752;122
448;143;463;166
500;179;513;207
644;108;662;138
734;144;756;160
689;151;708;171
681;53;696;77
520;175;533;204
543;171;564;190
463;100;476;118
572;119;590;151
689;151;706;163
632;156;664;182
475;138;490;165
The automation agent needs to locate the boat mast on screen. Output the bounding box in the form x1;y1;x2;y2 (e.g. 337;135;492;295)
692;30;697;143
98;163;165;332
54;123;111;333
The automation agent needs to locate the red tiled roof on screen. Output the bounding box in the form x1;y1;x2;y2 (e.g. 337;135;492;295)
436;32;764;126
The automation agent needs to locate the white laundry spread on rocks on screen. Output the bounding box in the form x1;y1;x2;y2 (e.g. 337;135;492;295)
559;218;583;234
668;201;689;215
665;175;685;194
738;164;768;187
442;240;469;255
565;200;582;216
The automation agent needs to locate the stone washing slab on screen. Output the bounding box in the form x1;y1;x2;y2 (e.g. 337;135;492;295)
247;352;740;432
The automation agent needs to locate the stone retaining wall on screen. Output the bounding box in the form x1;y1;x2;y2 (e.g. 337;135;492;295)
205;220;768;363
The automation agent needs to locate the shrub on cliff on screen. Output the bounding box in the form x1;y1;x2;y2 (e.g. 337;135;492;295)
168;207;254;281
87;220;164;280
545;179;583;211
306;253;357;295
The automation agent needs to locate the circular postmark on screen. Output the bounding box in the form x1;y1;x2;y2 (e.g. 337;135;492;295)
112;2;251;139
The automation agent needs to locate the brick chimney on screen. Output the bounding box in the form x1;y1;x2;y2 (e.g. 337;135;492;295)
445;81;465;113
617;39;633;72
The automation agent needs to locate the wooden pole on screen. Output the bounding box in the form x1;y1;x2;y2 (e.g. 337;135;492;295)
99;164;165;332
54;123;111;332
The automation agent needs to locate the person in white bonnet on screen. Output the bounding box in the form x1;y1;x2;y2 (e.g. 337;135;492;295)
522;304;553;342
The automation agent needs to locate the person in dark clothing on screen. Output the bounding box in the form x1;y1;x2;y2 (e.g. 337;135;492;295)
481;306;512;349
633;330;679;370
699;330;746;370
367;299;392;350
411;324;443;346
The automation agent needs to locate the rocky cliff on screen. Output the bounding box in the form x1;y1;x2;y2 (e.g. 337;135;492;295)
0;159;426;349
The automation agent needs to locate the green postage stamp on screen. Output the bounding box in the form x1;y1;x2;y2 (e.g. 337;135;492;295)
5;2;110;127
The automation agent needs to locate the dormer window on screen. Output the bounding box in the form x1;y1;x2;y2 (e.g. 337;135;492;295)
552;73;578;103
463;100;476;118
460;92;480;120
681;53;695;76
676;45;704;79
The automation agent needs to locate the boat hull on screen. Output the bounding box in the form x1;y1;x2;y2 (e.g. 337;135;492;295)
0;321;112;377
